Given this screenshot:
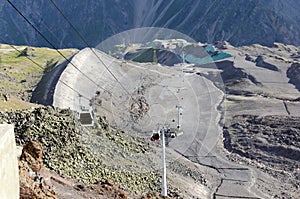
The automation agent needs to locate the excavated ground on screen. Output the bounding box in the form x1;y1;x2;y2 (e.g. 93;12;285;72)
217;42;300;198
223;114;300;198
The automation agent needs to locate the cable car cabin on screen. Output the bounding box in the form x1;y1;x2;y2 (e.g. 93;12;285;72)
166;128;184;138
166;128;177;138
78;106;94;126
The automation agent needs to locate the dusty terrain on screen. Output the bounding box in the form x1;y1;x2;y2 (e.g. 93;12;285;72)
223;115;299;198
218;42;300;198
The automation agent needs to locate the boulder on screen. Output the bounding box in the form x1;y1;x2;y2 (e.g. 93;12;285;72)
19;141;56;199
20;141;43;172
94;179;128;199
19;160;56;199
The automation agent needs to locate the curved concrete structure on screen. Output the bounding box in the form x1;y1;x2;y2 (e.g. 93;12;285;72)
0;124;19;199
31;54;77;106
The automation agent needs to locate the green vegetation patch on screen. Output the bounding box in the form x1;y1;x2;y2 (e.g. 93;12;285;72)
0;43;78;105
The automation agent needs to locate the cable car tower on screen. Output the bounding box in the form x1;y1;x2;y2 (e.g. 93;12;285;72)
151;105;184;197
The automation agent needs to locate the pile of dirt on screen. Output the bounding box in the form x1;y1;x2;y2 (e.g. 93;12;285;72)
130;96;150;122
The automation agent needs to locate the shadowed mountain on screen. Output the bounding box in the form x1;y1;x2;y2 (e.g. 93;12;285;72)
1;0;300;48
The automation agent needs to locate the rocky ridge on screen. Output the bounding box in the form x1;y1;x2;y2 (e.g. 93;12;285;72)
18;140;129;199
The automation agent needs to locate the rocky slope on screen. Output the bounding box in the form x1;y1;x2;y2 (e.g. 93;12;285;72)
0;107;211;198
1;0;300;48
18;140;128;199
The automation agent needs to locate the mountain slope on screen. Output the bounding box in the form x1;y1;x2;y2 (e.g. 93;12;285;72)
0;43;77;111
1;0;300;48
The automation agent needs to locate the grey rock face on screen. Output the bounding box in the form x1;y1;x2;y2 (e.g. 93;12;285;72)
287;63;300;91
255;56;279;71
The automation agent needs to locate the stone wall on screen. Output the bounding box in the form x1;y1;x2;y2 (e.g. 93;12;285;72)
0;124;19;199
